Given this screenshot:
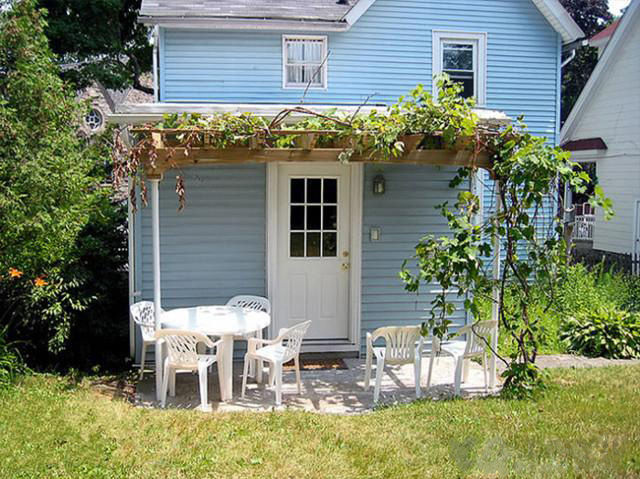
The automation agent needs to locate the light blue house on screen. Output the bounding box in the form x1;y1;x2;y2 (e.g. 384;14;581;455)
113;0;583;360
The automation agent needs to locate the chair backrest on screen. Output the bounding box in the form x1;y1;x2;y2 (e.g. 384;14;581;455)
278;320;311;362
130;301;157;341
465;320;498;356
155;329;212;368
226;295;271;314
371;326;422;364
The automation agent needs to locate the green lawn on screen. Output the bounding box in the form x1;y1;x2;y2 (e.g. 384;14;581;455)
1;367;639;479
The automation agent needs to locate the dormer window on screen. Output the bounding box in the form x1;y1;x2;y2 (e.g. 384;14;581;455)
433;31;487;105
283;35;328;90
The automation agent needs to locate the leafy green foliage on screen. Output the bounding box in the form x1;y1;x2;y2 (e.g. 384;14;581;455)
37;0;152;93
0;2;127;371
561;307;640;359
559;0;613;122
401;117;613;396
0;326;25;391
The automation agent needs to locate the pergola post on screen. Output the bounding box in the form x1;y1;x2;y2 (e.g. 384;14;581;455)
150;177;163;401
490;181;502;389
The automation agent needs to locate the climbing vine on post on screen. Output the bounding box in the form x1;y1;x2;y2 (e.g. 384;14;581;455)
400;120;613;397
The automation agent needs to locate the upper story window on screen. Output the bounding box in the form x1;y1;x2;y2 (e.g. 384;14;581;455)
283;35;328;90
433;31;487;105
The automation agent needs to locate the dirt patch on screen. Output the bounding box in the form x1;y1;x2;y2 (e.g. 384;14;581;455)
498;354;640;373
90;377;136;403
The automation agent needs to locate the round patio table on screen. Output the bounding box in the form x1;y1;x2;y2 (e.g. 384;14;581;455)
161;305;271;401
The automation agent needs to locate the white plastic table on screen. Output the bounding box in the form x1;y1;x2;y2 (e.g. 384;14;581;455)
161;305;271;401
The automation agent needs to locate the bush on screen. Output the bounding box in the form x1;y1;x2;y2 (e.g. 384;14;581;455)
0;328;25;391
560;307;640;359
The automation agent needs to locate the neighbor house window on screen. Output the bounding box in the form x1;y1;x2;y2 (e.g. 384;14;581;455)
433;31;487;105
283;36;328;89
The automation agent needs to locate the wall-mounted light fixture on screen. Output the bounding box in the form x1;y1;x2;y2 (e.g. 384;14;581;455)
373;174;386;195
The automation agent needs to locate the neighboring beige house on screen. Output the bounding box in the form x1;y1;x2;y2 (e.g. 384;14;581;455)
561;0;640;258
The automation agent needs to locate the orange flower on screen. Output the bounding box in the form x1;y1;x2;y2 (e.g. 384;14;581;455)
8;268;23;278
34;276;48;287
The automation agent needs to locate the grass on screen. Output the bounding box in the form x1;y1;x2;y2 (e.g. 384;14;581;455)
1;367;639;479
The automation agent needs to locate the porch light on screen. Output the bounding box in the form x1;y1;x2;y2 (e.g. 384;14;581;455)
373;174;386;195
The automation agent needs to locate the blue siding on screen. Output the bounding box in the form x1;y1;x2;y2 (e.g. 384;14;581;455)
138;165;266;309
160;0;560;140
361;164;467;348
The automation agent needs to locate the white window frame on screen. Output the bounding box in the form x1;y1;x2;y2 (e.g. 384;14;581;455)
432;30;487;106
282;35;328;90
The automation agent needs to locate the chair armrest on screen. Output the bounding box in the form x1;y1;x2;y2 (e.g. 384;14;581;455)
247;336;281;352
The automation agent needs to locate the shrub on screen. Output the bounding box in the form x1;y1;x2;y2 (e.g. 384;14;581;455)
560;307;640;359
0;327;25;391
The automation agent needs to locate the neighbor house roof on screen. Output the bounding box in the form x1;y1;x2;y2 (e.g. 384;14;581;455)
139;0;583;43
589;19;620;49
561;0;639;143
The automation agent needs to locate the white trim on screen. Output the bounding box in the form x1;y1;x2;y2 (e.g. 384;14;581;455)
531;0;584;44
139;17;349;32
349;163;364;352
634;199;640;260
343;0;376;26
561;0;639;143
152;26;159;102
139;0;581;43
266;162;362;352
282;35;328;90
432;30;487;106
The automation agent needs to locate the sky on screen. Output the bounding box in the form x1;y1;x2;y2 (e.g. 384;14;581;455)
609;0;630;15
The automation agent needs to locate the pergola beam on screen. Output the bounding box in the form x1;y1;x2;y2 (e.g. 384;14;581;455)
140;147;491;176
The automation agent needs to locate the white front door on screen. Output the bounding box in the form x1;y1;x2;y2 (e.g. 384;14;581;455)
275;163;351;341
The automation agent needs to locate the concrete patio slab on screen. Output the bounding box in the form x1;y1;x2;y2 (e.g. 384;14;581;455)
136;356;499;414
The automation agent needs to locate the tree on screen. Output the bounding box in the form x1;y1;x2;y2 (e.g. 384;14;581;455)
560;0;613;123
0;0;113;360
36;0;152;93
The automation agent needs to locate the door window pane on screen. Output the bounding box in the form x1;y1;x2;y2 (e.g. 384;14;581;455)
290;233;305;257
307;205;321;230
323;178;337;203
323;206;337;230
307;233;321;257
291;178;305;203
307;179;321;203
323;233;337;257
291;206;305;230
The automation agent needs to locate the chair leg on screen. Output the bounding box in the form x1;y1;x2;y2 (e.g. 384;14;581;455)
462;358;470;383
454;357;464;397
373;357;384;403
269;363;275;387
294;356;302;394
426;349;436;389
364;348;372;390
274;363;283;406
139;343;147;380
241;354;250;398
161;361;170;408
483;352;489;393
169;368;176;397
198;364;209;411
414;356;422;399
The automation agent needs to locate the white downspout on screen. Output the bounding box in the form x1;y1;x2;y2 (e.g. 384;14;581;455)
150;178;163;401
128;182;136;358
561;48;576;68
152;26;159;102
489;182;502;389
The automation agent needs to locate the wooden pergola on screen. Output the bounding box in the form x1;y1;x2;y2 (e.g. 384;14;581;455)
120;115;504;401
130;128;493;179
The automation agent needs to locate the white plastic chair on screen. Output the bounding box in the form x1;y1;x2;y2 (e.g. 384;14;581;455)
364;326;424;402
241;320;311;406
155;329;222;411
226;295;271;379
130;301;165;379
426;320;497;396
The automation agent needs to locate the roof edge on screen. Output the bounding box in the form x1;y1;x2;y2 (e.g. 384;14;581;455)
531;0;585;44
138;16;349;31
561;0;639;142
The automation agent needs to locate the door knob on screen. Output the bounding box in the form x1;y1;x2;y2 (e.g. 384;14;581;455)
341;263;350;272
342;251;350;258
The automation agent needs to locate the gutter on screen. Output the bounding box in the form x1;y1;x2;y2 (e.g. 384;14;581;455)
138;16;350;32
